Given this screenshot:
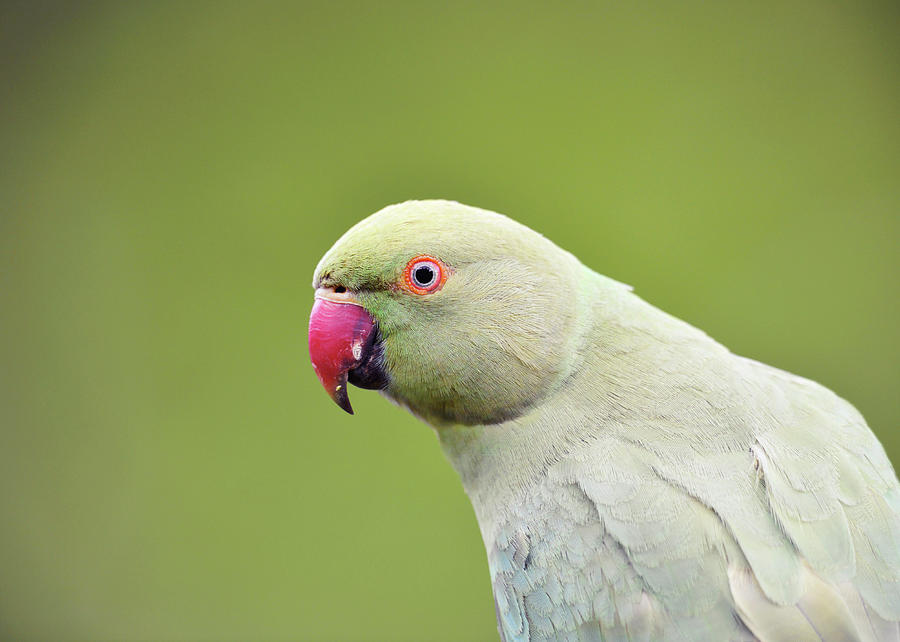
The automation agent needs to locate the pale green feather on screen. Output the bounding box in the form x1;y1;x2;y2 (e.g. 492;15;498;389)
315;200;900;641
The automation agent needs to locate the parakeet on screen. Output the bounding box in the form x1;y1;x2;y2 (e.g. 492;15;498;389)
308;200;900;641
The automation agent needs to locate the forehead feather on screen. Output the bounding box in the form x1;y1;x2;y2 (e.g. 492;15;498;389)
313;200;561;289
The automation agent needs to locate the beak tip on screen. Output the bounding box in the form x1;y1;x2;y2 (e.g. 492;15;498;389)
332;382;354;415
338;397;354;415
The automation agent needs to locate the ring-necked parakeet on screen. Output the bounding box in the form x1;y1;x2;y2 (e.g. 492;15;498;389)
308;200;899;641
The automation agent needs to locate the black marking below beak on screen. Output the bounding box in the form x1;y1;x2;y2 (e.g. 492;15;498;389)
348;325;389;393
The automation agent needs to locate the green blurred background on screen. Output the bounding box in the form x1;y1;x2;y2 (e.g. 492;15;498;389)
1;1;897;640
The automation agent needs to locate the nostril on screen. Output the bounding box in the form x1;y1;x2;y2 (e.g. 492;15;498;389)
334;286;346;294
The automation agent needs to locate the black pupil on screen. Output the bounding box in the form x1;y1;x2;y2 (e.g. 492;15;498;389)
414;265;435;286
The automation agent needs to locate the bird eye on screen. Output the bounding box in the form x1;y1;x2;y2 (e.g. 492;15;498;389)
412;262;437;288
401;255;448;295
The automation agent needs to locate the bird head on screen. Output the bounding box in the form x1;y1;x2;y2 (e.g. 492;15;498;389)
309;200;582;426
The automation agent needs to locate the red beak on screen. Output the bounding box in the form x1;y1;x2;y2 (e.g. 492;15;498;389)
308;295;377;414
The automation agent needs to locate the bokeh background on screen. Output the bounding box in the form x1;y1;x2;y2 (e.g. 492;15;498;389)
2;1;898;640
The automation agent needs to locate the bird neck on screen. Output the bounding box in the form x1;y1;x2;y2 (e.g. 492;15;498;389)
435;269;745;544
435;269;631;537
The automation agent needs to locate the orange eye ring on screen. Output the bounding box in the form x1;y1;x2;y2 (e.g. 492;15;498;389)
401;255;449;295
